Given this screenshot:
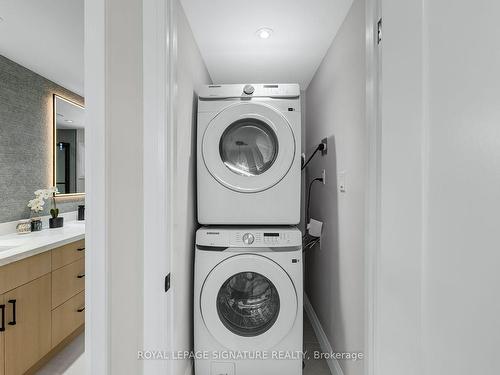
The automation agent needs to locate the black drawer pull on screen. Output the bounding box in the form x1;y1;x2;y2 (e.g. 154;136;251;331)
8;300;16;326
77;247;85;251
0;304;5;332
77;273;85;279
77;307;85;312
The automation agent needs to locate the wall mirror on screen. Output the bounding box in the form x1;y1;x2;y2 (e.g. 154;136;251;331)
53;95;85;195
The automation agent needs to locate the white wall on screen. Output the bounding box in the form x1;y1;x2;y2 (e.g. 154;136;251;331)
107;0;144;373
85;0;144;373
172;2;212;374
377;0;500;374
423;1;500;372
376;0;424;372
304;0;366;374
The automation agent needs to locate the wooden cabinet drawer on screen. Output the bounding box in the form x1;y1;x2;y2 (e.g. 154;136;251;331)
51;291;85;348
51;239;85;270
0;252;51;294
0;294;3;375
51;258;85;309
4;274;52;375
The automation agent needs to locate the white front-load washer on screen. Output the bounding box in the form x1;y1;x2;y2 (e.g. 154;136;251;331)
194;226;303;375
197;84;301;225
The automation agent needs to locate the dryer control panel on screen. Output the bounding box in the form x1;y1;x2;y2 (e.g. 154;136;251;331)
196;226;302;248
198;83;300;99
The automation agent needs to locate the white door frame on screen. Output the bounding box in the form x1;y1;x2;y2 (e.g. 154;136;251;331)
142;0;176;373
85;0;176;373
84;0;108;373
85;0;383;373
365;0;382;374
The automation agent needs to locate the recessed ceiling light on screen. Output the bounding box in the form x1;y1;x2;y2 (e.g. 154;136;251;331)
256;28;273;39
65;119;73;123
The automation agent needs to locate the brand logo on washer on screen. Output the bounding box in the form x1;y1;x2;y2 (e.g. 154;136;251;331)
206;232;220;235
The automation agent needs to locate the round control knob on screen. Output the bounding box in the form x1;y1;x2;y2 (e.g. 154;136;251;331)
243;84;255;95
242;233;255;245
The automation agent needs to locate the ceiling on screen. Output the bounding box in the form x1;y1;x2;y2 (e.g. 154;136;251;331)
0;0;352;95
0;0;84;96
180;0;354;89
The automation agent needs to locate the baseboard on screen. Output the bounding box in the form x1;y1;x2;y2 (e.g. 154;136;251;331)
184;359;194;375
303;294;345;375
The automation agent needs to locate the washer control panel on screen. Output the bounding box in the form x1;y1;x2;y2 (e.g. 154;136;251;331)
196;227;302;248
236;231;292;246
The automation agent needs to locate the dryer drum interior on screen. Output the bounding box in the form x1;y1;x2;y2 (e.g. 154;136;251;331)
219;118;279;177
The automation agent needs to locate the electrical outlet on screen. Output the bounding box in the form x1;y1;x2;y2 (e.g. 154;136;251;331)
321;169;326;184
321;137;328;155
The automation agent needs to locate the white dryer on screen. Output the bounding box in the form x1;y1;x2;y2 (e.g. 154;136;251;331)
197;84;301;225
194;226;303;375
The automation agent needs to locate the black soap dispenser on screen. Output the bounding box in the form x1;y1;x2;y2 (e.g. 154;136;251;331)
78;205;85;221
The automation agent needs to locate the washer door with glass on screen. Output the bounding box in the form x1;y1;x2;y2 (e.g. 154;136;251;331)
200;254;298;351
202;102;296;193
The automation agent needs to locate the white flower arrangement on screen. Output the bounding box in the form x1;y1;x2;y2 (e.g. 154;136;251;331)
27;187;59;214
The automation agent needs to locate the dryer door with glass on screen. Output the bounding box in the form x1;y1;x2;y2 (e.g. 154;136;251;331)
202;102;296;193
200;253;298;351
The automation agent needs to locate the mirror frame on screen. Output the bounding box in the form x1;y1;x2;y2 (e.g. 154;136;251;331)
53;94;85;197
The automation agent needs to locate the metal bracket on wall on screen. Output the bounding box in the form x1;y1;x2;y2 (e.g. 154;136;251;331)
164;273;171;292
377;18;383;44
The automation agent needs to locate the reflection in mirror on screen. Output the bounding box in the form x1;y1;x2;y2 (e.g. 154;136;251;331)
53;95;85;195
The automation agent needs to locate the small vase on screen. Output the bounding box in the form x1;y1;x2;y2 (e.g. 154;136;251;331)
49;217;64;228
30;217;42;232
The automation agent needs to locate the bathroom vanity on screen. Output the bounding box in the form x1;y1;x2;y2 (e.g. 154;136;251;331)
0;223;85;375
0;50;87;374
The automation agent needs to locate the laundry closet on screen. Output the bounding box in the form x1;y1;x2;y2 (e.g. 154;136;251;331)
170;1;367;374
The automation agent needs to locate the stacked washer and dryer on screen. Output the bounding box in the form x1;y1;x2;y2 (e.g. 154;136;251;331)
194;84;303;375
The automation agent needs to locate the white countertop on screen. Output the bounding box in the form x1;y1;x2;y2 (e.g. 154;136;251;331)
0;221;85;266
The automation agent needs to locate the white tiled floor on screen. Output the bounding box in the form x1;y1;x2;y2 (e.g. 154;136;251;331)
35;316;328;375
36;333;84;375
58;355;85;375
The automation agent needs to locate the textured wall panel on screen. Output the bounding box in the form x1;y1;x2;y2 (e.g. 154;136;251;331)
0;55;84;223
